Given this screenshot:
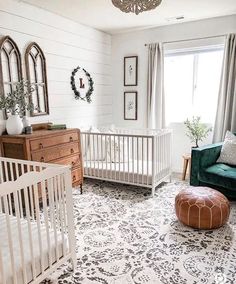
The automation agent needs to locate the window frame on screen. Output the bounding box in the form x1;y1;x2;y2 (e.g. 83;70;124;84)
0;36;23;119
25;42;49;117
164;45;224;124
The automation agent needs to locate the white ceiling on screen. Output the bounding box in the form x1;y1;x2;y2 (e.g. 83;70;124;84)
21;0;236;34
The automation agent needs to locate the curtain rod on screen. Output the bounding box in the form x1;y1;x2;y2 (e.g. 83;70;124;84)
144;34;227;46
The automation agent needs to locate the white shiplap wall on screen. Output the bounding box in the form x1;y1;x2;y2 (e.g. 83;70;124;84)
0;0;112;128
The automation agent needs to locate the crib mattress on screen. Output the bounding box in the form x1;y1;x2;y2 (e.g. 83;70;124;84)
84;160;169;185
0;213;69;284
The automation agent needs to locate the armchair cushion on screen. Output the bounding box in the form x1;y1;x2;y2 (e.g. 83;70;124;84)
217;131;236;166
200;163;236;190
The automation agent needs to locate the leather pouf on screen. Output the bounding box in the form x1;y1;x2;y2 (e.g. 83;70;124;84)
175;187;230;229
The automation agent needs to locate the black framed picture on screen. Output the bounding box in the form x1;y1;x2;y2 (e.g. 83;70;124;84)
124;56;138;86
124;91;137;120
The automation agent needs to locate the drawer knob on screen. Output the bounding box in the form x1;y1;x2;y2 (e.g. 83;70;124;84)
40;157;45;162
70;137;73;142
71;148;74;154
72;161;75;166
39;143;43;149
73;175;76;181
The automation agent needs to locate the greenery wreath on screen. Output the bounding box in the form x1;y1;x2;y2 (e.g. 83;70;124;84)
71;66;94;103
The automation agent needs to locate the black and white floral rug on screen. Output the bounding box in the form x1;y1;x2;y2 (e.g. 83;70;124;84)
50;179;236;284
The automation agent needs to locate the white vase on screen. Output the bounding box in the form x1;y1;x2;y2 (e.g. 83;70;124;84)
6;115;23;135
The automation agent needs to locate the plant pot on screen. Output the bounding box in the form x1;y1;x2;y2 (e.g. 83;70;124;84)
6;115;23;135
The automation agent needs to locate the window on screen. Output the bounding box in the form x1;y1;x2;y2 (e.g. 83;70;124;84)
164;47;224;125
25;42;49;116
0;36;23;117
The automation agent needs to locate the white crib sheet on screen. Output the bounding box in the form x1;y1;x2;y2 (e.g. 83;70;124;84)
0;213;68;284
84;160;169;185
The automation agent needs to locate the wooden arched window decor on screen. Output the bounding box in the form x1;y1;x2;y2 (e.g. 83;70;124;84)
25;42;49;116
0;36;23;118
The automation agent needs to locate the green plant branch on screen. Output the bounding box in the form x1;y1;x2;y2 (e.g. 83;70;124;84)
184;116;212;148
0;80;36;117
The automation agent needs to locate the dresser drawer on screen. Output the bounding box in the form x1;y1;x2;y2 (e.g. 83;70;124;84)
72;167;82;184
30;131;79;151
32;142;79;162
52;154;81;168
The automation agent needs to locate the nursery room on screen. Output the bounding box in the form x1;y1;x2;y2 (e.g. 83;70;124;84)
0;0;236;283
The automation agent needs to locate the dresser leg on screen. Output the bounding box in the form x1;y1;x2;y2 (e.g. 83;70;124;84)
80;184;83;194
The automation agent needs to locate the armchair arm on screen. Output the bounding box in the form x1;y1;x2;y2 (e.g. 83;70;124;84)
190;143;223;186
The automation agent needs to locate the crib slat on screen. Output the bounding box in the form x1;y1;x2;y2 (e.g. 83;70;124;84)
114;135;117;180
118;136;121;181
96;134;99;178
4;161;9;182
3;195;17;284
7;194;13;215
42;178;53;267
127;137;130;183
49;177;59;262
101;133;104;179
0;246;6;284
93;134;96;177
54;176;60;262
60;174;68;235
105;134;108;179
151;137;155;194
122;136;125;182
0;161;3;183
13;190;27;283
147;138;149;186
132;137;134;184
137;138;139;184
23;186;37;280
142;137;144;185
33;183;45;274
109;135;112;180
58;174;66;256
9;162;14;181
84;133;88;176
89;134;92;176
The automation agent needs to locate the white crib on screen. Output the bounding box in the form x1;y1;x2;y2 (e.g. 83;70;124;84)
81;128;172;196
0;158;76;284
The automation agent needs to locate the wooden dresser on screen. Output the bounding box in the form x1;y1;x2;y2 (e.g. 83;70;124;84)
0;128;83;188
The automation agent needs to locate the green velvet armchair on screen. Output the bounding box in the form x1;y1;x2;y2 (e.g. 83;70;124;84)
190;133;236;199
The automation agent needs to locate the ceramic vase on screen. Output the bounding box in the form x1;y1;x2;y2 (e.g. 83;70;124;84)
6;114;23;135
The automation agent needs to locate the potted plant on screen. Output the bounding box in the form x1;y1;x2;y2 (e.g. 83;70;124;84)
184;116;212;148
0;80;35;135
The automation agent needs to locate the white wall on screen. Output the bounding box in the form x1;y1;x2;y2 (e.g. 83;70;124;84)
0;0;112;128
111;15;236;172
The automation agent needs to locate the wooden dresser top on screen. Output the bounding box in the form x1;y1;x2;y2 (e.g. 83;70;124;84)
0;128;79;140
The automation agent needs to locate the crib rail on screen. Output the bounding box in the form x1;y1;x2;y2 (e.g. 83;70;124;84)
81;128;172;195
0;158;76;284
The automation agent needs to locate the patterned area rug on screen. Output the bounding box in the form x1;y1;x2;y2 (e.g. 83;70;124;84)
50;179;236;284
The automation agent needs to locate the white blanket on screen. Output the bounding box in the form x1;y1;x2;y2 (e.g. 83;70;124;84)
0;213;68;284
84;160;168;185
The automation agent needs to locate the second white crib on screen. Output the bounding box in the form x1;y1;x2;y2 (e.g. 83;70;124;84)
81;128;172;196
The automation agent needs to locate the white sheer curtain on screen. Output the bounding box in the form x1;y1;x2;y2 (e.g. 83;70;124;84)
147;43;165;129
213;34;236;142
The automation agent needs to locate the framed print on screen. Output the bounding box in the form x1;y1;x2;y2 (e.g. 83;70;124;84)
124;91;137;120
124;56;138;86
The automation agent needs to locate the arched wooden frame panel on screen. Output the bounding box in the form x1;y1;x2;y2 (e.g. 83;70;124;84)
25;42;49;116
0;36;23;118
